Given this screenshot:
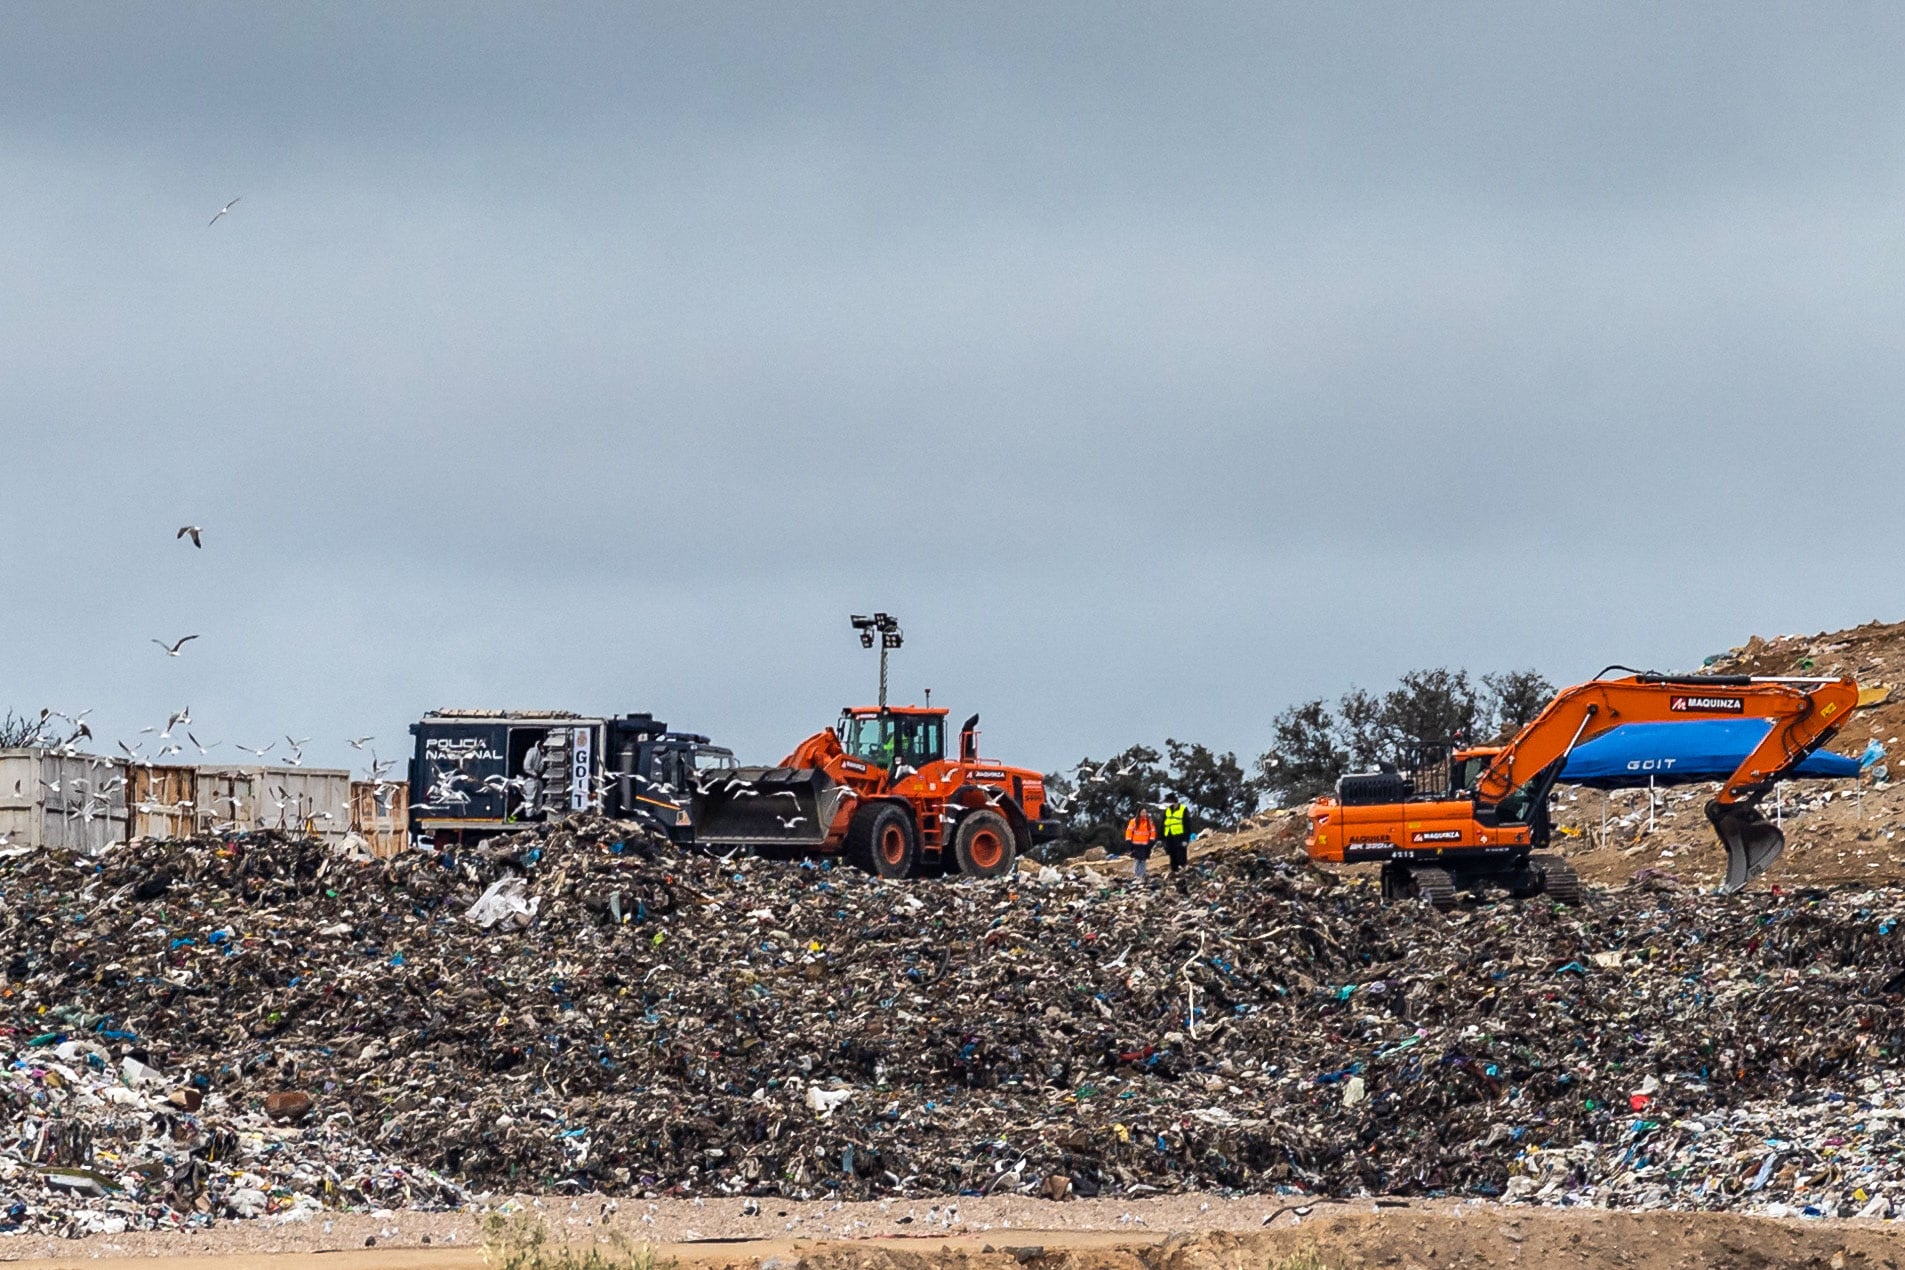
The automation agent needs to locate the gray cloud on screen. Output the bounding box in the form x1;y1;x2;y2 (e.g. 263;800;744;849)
4;4;1900;775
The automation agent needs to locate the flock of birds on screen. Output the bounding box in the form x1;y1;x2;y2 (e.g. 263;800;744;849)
65;334;1127;843
4;515;402;848
413;747;1153;830
1043;756;1150;815
414;755;782;826
417;754;831;833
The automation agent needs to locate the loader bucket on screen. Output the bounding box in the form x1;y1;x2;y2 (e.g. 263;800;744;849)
1707;799;1786;893
691;767;847;848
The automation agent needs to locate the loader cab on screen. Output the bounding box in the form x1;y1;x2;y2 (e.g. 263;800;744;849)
837;707;947;772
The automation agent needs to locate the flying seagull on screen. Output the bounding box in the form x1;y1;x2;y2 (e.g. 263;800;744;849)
208;197;241;227
152;635;199;656
176;525;203;548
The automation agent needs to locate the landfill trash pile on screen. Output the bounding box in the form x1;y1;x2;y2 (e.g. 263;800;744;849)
4;819;1905;1237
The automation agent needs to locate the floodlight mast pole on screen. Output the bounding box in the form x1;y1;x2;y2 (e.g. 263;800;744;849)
849;613;903;711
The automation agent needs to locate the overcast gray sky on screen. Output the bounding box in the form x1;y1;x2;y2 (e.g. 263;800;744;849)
5;3;1902;777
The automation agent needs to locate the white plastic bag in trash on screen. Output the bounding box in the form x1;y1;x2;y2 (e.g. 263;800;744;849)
805;1086;854;1120
464;876;540;931
121;1055;165;1088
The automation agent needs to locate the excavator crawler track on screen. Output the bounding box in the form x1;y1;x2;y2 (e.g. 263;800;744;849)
1528;853;1583;905
1409;866;1458;911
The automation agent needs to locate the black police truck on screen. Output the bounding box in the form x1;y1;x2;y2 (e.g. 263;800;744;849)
407;709;734;846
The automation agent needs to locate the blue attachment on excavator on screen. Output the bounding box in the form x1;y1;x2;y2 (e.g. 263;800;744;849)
1559;719;1860;789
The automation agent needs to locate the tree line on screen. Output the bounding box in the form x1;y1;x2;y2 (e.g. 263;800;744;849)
0;711;79;749
1046;666;1553;854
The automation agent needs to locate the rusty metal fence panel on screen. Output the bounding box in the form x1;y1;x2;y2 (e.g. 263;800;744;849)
130;765;196;840
350;780;409;856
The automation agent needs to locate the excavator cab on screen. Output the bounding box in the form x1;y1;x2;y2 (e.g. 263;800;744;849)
1448;747;1503;795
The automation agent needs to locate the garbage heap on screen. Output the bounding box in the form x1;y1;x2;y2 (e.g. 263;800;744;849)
3;820;1905;1236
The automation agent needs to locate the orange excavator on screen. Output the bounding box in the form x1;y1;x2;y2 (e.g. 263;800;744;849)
691;706;1062;878
1306;672;1859;907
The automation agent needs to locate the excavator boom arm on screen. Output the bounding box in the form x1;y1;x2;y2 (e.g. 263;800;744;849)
1473;672;1857;893
1474;673;1857;805
1705;676;1861;802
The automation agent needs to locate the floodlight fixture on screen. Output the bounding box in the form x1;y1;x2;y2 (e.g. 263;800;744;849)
849;610;903;708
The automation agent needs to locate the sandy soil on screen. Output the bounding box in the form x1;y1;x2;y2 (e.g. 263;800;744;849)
7;1198;1905;1269
1542;779;1903;889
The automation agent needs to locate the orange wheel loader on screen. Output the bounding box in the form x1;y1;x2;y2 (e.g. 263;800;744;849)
691;707;1064;878
1306;672;1859;907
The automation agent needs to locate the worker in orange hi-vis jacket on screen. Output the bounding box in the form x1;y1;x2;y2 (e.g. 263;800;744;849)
1123;807;1158;882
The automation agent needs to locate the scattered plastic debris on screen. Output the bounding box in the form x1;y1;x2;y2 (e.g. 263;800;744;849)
0;813;1902;1237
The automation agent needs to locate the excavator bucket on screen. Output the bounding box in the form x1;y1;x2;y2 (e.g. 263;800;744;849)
1707;799;1786;893
691;767;850;848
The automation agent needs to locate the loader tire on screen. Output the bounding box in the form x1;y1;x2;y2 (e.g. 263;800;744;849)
952;808;1016;878
848;804;918;879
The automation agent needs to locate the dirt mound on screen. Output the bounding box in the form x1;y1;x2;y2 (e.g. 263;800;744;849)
1706;618;1901;751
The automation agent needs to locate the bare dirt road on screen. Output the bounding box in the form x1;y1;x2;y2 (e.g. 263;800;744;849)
5;1198;1904;1270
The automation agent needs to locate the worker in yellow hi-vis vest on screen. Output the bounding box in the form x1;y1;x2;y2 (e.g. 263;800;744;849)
1161;795;1189;875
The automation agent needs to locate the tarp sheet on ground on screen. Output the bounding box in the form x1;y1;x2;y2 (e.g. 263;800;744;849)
1560;719;1862;789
